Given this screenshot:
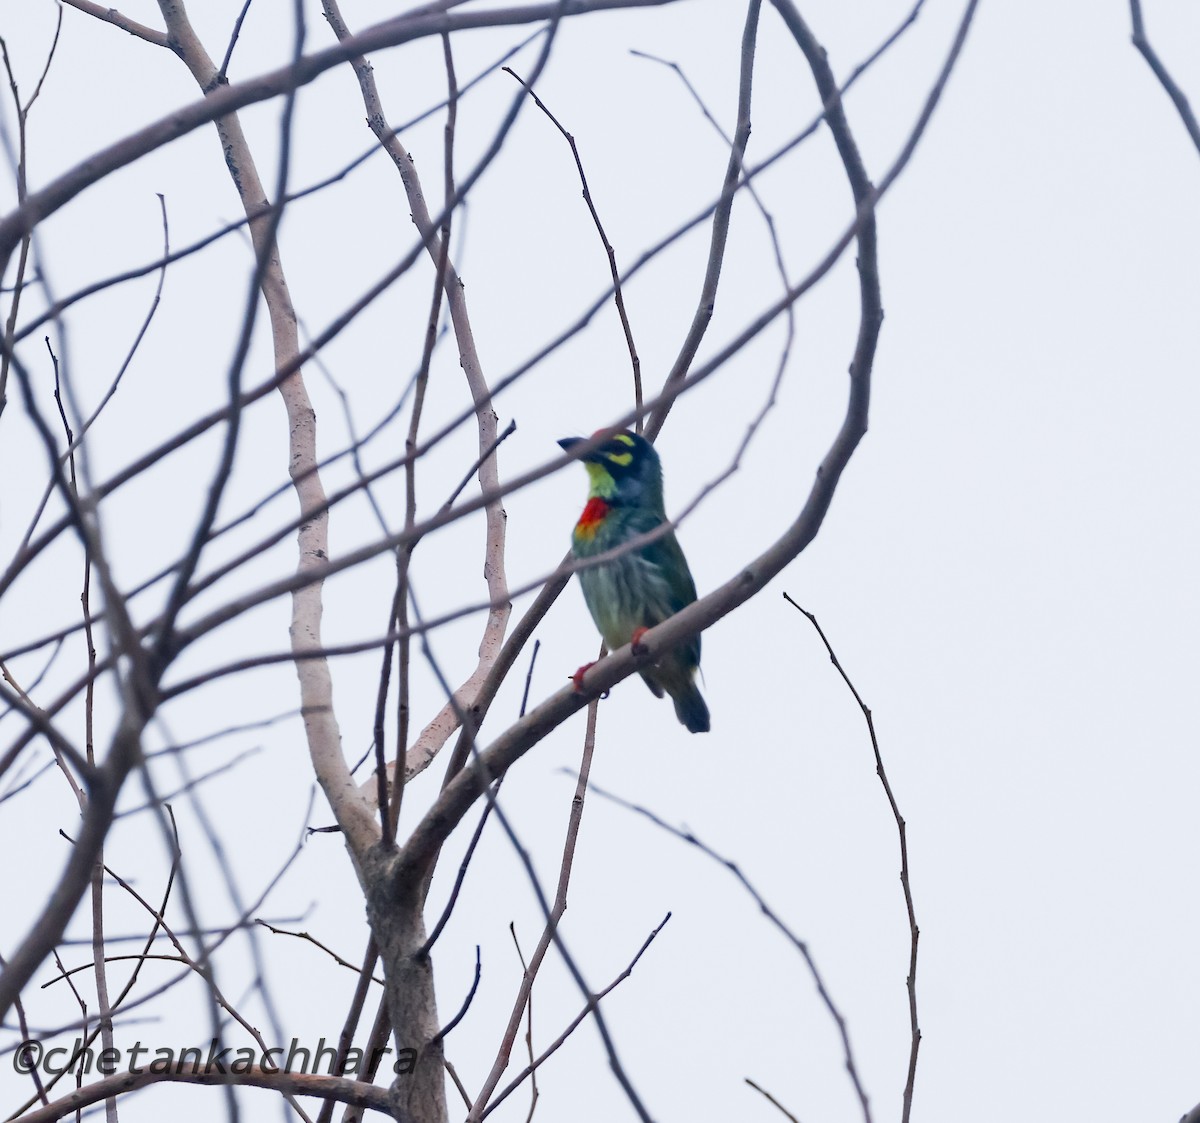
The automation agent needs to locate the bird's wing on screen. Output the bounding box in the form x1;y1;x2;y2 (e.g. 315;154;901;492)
641;531;701;668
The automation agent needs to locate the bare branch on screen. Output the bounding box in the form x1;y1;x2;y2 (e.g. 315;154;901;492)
469;684;601;1118
7;28;544;350
13;1066;396;1123
587;783;871;1121
646;0;758;441
0;11;63;417
0;0;688;278
744;1078;802;1123
322;0;529;784
149;0;377;863
482;913;672;1118
1;43;906;624
1129;0;1200;156
216;0;258;82
254;920;385;985
312;940;382;1123
59;0;170;47
785;595;921;1122
502;66;642;426
429;945;481;1046
420;643;540;954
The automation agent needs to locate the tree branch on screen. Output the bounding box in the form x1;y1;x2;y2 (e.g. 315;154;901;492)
14;1066;397;1123
394;0;981;912
1129;0;1200;156
0;0;686;278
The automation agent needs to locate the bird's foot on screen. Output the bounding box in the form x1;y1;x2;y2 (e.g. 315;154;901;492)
630;626;650;656
570;662;597;691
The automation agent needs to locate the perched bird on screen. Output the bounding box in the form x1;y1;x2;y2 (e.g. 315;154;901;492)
558;429;710;733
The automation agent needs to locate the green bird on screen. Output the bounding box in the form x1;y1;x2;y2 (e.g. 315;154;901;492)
558;429;710;734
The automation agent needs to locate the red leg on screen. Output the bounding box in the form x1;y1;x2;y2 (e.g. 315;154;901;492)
571;661;597;691
630;626;650;656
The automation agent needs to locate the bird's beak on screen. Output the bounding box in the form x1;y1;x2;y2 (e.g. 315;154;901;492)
557;436;584;457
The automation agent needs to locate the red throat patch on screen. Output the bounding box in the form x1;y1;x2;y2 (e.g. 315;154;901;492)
575;497;610;535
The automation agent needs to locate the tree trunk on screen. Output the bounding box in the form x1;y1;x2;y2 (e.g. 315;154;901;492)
363;848;447;1123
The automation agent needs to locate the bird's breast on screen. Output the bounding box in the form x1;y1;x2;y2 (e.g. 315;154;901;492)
572;497;613;547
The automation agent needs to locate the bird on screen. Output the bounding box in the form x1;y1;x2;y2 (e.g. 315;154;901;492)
558;429;710;733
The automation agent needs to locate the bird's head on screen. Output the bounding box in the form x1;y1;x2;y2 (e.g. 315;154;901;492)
558;429;664;510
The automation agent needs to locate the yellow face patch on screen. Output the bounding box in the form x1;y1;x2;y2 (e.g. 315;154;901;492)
613;432;636;446
605;451;633;466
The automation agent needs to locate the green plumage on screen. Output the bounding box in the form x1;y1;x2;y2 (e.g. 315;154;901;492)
559;431;710;734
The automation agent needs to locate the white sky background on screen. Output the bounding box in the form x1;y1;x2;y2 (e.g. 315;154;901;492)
1;1;1199;1121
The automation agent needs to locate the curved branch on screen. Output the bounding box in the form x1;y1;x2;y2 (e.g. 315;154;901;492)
58;0;169;46
13;1066;396;1123
768;0;880;392
148;0;378;864
0;0;684;278
0;41;885;619
1129;0;1200;155
395;0;981;892
646;0;757;440
322;0;514;789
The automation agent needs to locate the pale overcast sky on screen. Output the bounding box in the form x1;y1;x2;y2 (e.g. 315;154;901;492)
2;2;1198;1122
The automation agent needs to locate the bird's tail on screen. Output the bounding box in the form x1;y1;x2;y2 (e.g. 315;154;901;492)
670;677;710;734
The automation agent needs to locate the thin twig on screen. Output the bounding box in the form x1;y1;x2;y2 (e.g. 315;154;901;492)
0;949;50;1108
469;675;602;1120
63;330;117;1121
321;0;521;804
507;925;539;1123
440;419;518;514
1129;0;1200;156
16;810;306;1116
0;11;63;418
445;1059;472;1111
585;781;872;1122
503;66;641;427
407;581;650;1122
254;920;386;984
5;20;910;653
13;1065;395;1123
745;1078;802;1123
217;0;257;83
784;594;921;1122
421;641;539;955
42;952;190;986
0;0;979;1041
4;0;929;619
7;28;544;352
482;913;671;1118
59;0;169;46
312;939;380;1123
429;945;481;1046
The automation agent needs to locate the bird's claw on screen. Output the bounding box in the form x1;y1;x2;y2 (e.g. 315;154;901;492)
570;662;597;691
630;626;650;657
